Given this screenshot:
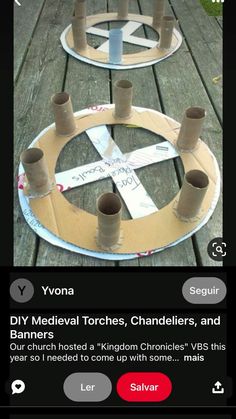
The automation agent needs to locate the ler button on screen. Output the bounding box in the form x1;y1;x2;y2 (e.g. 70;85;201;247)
63;373;112;402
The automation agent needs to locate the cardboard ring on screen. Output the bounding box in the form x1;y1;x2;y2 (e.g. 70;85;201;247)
18;105;220;260
60;12;182;70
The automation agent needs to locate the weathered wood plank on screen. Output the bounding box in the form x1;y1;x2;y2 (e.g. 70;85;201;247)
14;0;75;266
170;0;222;121
139;0;222;266
216;16;223;29
108;0;196;266
36;0;116;266
14;0;45;82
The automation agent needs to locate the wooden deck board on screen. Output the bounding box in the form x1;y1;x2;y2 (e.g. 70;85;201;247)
170;0;223;121
14;0;75;266
14;0;45;81
139;0;222;266
216;16;223;29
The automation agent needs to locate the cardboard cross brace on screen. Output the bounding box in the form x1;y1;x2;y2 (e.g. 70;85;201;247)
60;0;182;70
18;81;221;260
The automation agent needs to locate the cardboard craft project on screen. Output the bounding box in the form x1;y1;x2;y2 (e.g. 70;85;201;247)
60;0;182;70
18;82;221;261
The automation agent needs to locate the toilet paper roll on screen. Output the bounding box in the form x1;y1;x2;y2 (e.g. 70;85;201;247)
51;92;76;136
177;107;206;151
21;148;51;197
117;0;129;19
113;80;133;119
152;0;165;28
159;16;175;50
71;16;87;52
75;0;87;18
97;192;122;249
176;170;209;219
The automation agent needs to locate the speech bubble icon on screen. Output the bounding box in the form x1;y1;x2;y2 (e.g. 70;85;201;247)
11;379;25;395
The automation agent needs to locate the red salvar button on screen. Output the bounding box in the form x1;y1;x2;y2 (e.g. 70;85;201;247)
117;372;172;402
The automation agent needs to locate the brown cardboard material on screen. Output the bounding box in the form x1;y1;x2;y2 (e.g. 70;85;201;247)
25;105;219;254
117;0;129;19
152;0;165;29
176;170;209;220
75;0;87;19
114;80;133;119
159;16;175;50
21;148;52;197
97;193;122;250
51;92;76;136
71;16;87;53
66;13;180;66
177;107;206;151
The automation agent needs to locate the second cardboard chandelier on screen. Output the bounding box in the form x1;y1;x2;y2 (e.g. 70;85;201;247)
61;0;183;70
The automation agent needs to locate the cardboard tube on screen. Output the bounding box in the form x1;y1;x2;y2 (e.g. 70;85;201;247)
152;0;165;28
71;16;87;52
75;0;86;18
176;170;209;220
159;16;175;49
114;80;133;119
21;148;51;197
97;193;122;249
117;0;129;19
109;29;123;64
51;92;76;136
177;107;206;151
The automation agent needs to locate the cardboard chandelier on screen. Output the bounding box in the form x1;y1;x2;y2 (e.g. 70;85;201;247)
18;80;220;261
60;0;183;70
